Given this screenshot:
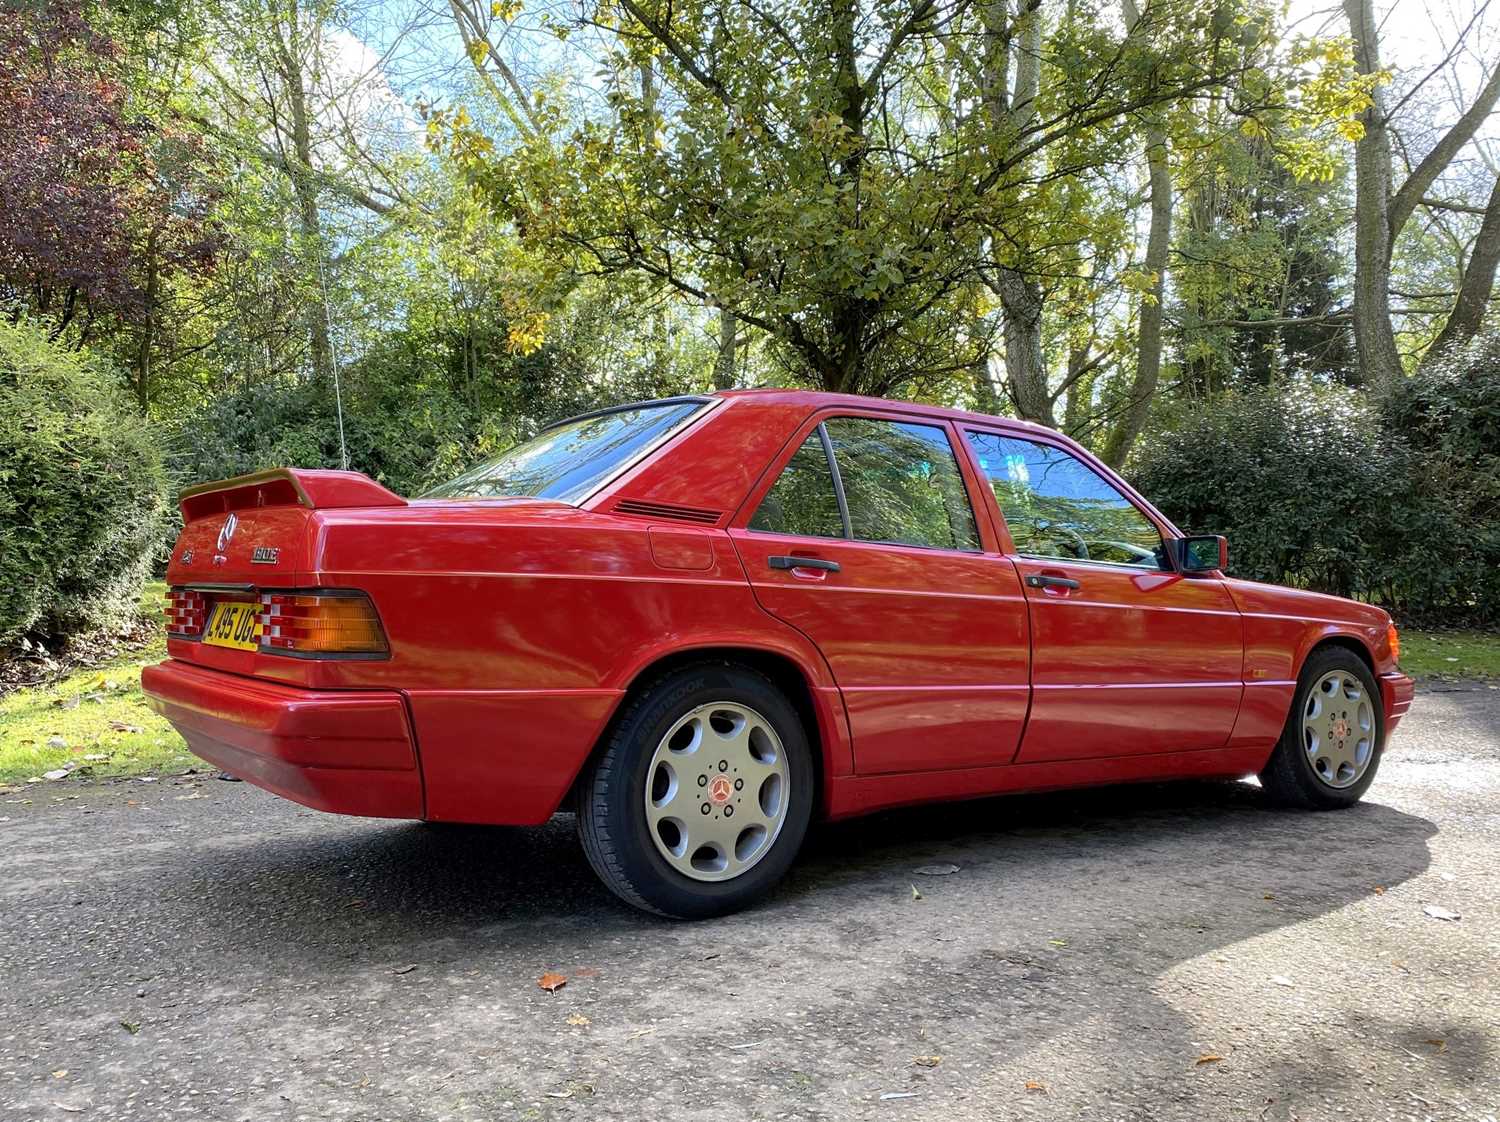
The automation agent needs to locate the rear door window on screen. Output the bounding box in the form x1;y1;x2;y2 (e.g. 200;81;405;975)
824;418;979;551
748;431;844;539
749;417;980;552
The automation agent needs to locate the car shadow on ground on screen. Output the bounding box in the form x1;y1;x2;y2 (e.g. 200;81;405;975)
164;777;1437;969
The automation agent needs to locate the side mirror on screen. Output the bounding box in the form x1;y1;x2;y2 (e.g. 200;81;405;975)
1174;534;1228;573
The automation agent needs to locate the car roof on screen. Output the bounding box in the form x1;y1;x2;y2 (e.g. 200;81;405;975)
542;387;1059;440
710;387;1057;436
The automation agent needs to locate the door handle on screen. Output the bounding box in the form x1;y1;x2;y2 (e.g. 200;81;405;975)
768;555;840;573
1025;573;1080;591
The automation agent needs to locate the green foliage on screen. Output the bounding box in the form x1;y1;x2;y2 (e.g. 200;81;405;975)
0;321;168;647
1378;329;1500;624
165;277;709;498
1134;379;1495;626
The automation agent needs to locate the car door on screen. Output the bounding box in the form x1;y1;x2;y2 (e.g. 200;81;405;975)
961;427;1244;764
728;411;1030;775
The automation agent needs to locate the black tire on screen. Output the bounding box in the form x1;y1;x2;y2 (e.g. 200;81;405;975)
1259;646;1384;810
576;662;816;919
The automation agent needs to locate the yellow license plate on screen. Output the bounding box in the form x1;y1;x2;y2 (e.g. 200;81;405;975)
204;600;261;651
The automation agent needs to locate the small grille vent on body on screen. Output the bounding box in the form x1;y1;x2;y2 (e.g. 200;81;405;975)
612;498;723;525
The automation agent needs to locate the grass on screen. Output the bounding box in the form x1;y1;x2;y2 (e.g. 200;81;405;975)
0;581;195;787
1399;629;1500;680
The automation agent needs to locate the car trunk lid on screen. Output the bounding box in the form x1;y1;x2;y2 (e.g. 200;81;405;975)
164;469;407;675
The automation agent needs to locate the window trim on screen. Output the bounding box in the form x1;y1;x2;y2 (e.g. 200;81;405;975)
816;422;854;539
743;411;985;555
959;425;1174;573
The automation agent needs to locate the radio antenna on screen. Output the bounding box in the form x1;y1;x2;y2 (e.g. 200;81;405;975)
316;253;350;471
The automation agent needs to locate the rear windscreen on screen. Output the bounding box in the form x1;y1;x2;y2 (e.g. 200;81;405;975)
422;401;706;503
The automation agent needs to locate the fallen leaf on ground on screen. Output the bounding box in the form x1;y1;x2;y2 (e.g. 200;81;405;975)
51;1070;67;1078
1048;938;1068;947
1422;905;1461;921
1195;1053;1223;1065
52;697;79;710
545;1091;572;1099
1023;1081;1047;1094
1263;893;1274;900
389;964;418;975
915;864;959;876
119;1021;139;1035
1271;975;1295;988
1423;1038;1447;1052
1373;885;1386;894
912;1056;941;1068
537;972;567;993
910;884;922;900
107;721;142;734
566;1013;590;1026
880;1092;919;1100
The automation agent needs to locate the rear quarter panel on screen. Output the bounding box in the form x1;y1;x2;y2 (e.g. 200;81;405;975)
307;502;844;824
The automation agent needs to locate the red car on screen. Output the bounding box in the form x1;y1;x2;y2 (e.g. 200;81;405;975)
143;390;1414;917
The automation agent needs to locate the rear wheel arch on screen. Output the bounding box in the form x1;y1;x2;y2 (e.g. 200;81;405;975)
568;646;833;814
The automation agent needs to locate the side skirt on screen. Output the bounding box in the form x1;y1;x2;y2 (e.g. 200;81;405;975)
823;745;1276;821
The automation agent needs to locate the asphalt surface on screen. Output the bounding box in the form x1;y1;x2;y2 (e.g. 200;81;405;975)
2;686;1497;1122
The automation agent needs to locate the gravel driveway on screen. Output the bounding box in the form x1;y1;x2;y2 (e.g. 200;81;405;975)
3;686;1496;1122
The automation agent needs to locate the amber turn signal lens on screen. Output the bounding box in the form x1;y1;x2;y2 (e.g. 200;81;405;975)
258;592;388;656
1387;623;1400;663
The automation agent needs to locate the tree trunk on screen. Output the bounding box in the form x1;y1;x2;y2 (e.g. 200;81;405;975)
1424;173;1500;364
989;3;1049;423
1061;341;1095;435
997;268;1053;424
712;307;738;390
273;0;335;386
134;232;160;414
1343;0;1403;392
972;350;1000;414
1101;123;1171;469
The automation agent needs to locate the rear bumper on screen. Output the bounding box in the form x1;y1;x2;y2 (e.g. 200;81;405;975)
141;659;423;819
1380;671;1415;735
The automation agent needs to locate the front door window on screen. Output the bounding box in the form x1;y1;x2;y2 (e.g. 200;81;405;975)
965;431;1166;569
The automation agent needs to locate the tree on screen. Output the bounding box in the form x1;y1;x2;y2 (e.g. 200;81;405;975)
1424;171;1500;361
1343;0;1500;390
0;2;216;350
443;0;1269;398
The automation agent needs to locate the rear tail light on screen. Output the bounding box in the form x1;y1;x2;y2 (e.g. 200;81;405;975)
164;588;206;637
257;592;389;656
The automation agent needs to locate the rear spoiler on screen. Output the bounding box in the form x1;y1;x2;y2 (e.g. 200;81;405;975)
179;468;408;522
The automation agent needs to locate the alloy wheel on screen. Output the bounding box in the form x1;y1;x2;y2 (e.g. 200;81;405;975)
643;702;791;882
1301;670;1376;789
